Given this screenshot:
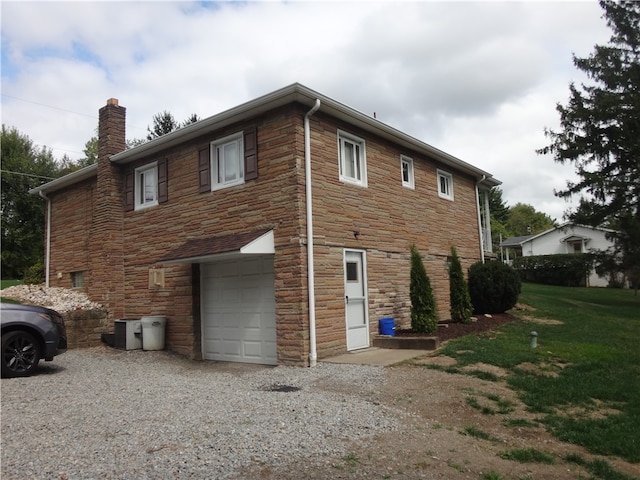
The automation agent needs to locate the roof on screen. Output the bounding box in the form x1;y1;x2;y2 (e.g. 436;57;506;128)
159;229;274;264
500;235;534;247
501;222;617;247
30;83;500;195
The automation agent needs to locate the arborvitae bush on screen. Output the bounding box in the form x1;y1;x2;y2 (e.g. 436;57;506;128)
468;261;521;314
410;245;438;333
22;261;44;285
449;246;472;323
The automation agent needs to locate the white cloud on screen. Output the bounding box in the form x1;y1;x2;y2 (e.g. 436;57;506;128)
1;0;612;221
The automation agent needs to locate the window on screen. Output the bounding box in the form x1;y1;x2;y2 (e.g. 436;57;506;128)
346;262;359;282
124;159;167;212
338;130;367;186
198;127;257;193
212;133;244;190
71;271;84;288
437;169;454;200
135;163;158;209
401;155;414;189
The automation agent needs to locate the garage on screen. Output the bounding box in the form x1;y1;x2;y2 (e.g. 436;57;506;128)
201;256;277;365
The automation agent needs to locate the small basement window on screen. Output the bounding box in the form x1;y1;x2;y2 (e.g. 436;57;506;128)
71;271;84;288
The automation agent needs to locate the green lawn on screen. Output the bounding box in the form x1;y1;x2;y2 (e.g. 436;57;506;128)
1;279;22;290
438;283;640;464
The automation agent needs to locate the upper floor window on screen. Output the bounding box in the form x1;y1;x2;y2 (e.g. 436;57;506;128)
198;127;258;193
135;163;158;209
124;158;168;212
338;130;367;187
401;155;414;189
212;133;244;190
437;169;454;200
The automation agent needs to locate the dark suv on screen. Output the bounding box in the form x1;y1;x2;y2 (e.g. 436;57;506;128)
1;303;67;378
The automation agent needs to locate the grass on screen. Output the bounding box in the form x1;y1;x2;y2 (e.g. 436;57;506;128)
437;283;640;464
460;425;500;443
498;448;556;464
0;279;22;303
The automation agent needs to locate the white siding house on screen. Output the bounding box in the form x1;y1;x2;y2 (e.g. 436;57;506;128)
501;222;617;287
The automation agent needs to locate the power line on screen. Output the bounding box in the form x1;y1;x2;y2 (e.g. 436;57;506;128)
1;94;98;120
0;170;57;180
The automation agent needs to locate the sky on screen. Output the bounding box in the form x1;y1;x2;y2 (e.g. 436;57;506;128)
1;0;612;222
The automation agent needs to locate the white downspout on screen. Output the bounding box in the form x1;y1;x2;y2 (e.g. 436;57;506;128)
305;99;321;367
475;176;486;263
39;191;51;287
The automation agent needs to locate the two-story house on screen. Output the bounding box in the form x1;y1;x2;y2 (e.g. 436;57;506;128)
30;83;499;366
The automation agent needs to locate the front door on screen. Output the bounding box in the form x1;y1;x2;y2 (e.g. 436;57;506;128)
344;250;369;350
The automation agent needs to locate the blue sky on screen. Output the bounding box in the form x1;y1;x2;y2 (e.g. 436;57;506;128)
1;0;611;221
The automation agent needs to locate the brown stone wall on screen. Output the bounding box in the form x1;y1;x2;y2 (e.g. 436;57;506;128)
63;309;110;349
47;178;95;289
306;113;482;359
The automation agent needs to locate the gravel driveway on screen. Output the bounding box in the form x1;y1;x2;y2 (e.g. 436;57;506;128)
1;347;398;479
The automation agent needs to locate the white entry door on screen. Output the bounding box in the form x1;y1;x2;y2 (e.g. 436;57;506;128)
344;250;369;350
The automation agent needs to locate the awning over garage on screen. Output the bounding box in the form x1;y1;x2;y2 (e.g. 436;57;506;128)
159;229;274;264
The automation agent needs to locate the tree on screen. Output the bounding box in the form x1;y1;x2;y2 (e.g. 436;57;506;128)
449;247;472;324
506;203;555;237
484;187;510;252
146;111;200;141
1;125;60;279
78;131;98;167
538;0;640;291
409;245;438;333
147;111;179;140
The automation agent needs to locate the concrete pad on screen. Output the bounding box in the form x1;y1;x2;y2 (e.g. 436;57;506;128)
322;347;431;366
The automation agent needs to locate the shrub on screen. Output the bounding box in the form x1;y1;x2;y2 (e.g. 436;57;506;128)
449;246;472;323
468;261;521;314
22;261;44;285
410;245;437;333
512;254;593;286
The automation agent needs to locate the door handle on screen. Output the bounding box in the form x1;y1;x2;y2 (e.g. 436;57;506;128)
345;295;349;304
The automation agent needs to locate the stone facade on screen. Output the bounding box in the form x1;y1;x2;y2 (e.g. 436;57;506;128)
40;86;495;365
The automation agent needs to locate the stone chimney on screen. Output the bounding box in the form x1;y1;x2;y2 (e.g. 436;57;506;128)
90;98;127;318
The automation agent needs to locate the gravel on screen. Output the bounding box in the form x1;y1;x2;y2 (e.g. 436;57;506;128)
1;347;400;479
1;285;104;313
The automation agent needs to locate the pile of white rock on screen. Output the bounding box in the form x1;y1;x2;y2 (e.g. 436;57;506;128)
0;285;104;313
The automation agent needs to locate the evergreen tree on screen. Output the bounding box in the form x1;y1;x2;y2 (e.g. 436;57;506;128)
409;245;438;333
449;247;472;324
538;0;640;290
1;125;60;279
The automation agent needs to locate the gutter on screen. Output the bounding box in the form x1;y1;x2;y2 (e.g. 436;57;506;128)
39;191;51;287
475;176;486;263
304;99;321;367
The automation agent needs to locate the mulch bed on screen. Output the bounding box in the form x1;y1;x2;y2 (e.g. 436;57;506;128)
395;313;517;343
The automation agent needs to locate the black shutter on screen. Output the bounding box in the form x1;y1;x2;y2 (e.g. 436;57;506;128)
198;147;211;193
158;157;168;203
124;170;134;211
244;126;258;181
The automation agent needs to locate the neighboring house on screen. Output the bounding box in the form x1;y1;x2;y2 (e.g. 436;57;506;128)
500;222;617;287
30;83;499;366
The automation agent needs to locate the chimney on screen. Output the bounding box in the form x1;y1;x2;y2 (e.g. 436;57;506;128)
90;98;127;318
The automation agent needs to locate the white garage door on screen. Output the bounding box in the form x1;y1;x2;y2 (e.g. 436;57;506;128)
201;256;277;365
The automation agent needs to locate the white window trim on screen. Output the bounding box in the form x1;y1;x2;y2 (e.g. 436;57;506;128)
211;132;244;191
337;130;367;187
437;169;454;200
135;162;158;210
401;155;414;189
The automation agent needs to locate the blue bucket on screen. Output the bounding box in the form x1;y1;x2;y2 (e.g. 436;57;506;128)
379;317;395;336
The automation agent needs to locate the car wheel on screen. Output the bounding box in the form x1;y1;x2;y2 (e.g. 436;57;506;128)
1;331;42;378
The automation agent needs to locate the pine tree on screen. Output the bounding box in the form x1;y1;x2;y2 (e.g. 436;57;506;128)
409;245;438;333
449;247;472;324
538;0;640;291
